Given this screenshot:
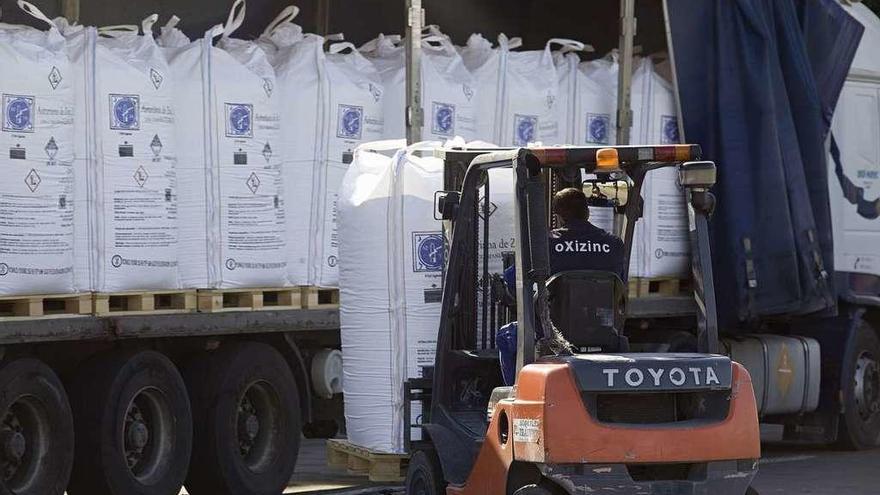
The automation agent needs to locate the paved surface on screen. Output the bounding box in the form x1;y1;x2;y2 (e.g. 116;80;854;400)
282;438;880;495
753;443;880;494
172;436;880;494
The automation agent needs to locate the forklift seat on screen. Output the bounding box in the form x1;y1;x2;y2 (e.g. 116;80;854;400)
546;270;628;353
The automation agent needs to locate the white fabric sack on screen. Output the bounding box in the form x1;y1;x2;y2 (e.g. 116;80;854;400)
313;42;385;287
338;140;444;454
630;58;689;279
462;35;580;146
160;0;287;288
62;16;181;292
0;3;76;295
362;31;477;141
266;19;319;287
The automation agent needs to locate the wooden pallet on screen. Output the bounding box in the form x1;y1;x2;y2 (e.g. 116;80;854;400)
326;439;407;482
197;287;302;313
0;293;91;320
627;277;692;298
300;286;340;309
94;290;197;316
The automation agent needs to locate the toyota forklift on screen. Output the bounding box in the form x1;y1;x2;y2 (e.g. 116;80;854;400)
405;145;761;494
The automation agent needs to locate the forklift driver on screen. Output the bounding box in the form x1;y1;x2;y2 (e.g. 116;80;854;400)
549;187;626;280
503;187;626;289
498;188;626;384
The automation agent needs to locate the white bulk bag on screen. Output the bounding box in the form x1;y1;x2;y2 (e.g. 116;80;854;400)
264;17;318;287
62;16;181;292
313;42;385;287
362;31;477;141
160;0;287;288
630;58;689;278
338;140;443;454
0;2;76;295
462;35;580;146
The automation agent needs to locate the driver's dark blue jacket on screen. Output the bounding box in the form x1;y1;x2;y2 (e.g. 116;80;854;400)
502;219;626;291
548;219;626;280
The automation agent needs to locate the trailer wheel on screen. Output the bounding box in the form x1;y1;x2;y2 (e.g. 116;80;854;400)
406;450;446;495
839;319;880;449
67;350;193;495
184;342;301;495
0;359;73;495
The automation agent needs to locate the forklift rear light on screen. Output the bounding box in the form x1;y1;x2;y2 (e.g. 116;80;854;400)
596;148;619;169
653;145;694;162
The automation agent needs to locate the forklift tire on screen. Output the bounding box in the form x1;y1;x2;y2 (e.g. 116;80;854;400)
184;342;301;495
68;350;193;495
0;359;74;495
405;450;446;495
838;319;880;450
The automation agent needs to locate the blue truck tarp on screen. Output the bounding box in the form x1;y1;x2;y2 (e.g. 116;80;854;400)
666;0;864;326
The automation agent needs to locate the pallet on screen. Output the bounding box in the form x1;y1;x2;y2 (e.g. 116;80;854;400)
627;277;692;298
0;293;91;320
197;287;302;313
300;286;340;309
94;290;197;316
326;439;407;482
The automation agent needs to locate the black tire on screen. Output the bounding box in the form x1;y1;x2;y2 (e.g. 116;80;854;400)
746;487;760;495
513;484;554;495
184;342;301;495
0;359;74;495
302;419;339;439
405;450;445;495
838;320;880;450
67;350;193;495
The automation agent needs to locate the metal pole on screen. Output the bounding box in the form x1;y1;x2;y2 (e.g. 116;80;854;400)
405;0;424;144
315;0;330;35
616;0;636;145
61;0;80;22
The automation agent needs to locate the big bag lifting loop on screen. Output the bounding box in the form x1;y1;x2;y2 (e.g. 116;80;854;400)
17;0;57;29
328;41;357;54
222;0;246;39
141;13;159;36
261;4;300;38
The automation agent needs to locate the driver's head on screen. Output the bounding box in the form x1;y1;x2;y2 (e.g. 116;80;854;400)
553;187;589;225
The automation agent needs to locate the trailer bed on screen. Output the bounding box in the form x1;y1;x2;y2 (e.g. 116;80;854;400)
0;308;339;345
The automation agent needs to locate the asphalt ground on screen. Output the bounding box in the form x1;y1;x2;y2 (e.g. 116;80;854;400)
280;438;880;495
172;436;880;495
753;443;880;495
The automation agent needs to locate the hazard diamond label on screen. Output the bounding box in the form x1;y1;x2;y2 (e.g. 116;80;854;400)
25;169;41;192
48;66;63;90
246;172;260;194
134;165;148;187
150;68;164;90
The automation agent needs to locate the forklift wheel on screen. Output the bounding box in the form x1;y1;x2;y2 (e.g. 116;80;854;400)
405;450;446;495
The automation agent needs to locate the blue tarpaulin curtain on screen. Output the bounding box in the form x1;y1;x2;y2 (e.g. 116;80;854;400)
667;0;863;326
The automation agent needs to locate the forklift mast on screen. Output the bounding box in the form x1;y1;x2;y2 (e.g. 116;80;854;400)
437;145;719;363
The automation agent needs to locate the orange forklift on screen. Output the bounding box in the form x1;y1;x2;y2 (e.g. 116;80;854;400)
404;145;761;494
